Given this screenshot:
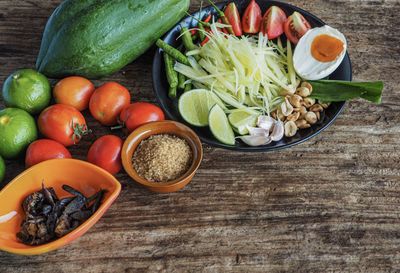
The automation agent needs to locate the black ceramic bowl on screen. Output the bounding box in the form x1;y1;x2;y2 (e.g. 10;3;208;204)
152;0;352;152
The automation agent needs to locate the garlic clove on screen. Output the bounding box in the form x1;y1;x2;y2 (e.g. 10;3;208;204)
239;135;272;146
270;120;284;141
257;115;275;131
246;126;269;137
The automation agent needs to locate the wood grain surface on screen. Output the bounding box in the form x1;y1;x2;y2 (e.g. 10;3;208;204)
0;0;399;272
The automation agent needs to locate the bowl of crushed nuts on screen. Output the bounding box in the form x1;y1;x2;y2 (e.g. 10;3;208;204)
121;120;203;193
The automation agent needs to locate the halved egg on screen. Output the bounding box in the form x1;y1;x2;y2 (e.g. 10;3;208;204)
293;25;347;80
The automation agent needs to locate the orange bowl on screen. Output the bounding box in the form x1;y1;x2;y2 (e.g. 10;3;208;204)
0;159;121;255
121;121;203;193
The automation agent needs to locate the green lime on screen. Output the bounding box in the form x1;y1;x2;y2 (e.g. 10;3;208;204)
209;104;235;145
0;155;5;183
2;69;51;114
178;89;225;127
0;108;38;159
228;110;259;135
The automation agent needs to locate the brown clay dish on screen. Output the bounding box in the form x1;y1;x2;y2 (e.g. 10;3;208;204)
121;120;203;193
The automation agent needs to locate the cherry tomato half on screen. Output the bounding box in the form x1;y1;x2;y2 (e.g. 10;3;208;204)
242;0;262;34
53;76;95;111
284;11;312;44
119;102;165;133
25;139;71;168
89;82;131;126
224;2;242;36
87;135;123;175
261;6;287;39
38;104;89;147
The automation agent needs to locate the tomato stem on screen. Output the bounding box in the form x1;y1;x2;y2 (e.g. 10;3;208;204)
71;121;91;144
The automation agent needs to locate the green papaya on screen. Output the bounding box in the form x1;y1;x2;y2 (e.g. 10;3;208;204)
36;0;190;79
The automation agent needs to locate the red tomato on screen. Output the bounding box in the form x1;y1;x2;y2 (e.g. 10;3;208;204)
38;104;89;147
242;0;262;34
119;102;165;133
284;11;311;44
261;6;287;39
89;82;131;126
25;139;72;168
53;76;95;111
224;2;242;36
87;135;123;175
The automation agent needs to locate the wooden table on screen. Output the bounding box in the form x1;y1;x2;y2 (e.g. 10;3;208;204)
0;0;399;272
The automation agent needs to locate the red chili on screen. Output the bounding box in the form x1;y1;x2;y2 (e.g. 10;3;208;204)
200;36;210;46
190;29;197;36
203;13;212;23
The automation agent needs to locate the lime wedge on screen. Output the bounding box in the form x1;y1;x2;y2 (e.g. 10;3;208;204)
209;104;235;145
179;89;225;127
228;110;259;135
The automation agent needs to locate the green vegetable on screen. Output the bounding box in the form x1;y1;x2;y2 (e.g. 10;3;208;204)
163;53;178;98
156;39;190;65
178;73;186;90
198;23;206;41
181;28;200;61
181;27;198;51
169;87;178;99
174;24;296;114
310;80;384;103
184;82;192;92
185;11;211;28
36;0;190;79
206;0;234;35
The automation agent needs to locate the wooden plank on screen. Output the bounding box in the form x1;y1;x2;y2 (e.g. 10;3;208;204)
0;0;399;272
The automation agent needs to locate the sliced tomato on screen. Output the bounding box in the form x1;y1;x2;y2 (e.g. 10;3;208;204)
261;6;287;39
242;0;262;34
224;2;242;36
284;11;312;44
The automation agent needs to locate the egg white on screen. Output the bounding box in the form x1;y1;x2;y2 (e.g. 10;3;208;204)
293;25;347;81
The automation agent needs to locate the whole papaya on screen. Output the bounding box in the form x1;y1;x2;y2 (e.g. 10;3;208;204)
36;0;190;79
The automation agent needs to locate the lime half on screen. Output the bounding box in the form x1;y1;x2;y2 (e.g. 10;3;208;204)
179;89;225;127
209;104;235;145
228;110;259;135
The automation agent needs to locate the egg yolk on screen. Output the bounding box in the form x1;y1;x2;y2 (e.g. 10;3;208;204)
311;34;344;62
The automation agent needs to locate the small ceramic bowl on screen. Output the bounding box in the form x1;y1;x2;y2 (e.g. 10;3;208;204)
121;120;203;193
0;159;121;255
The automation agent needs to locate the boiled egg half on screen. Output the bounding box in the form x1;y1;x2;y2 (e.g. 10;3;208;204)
293;25;347;80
